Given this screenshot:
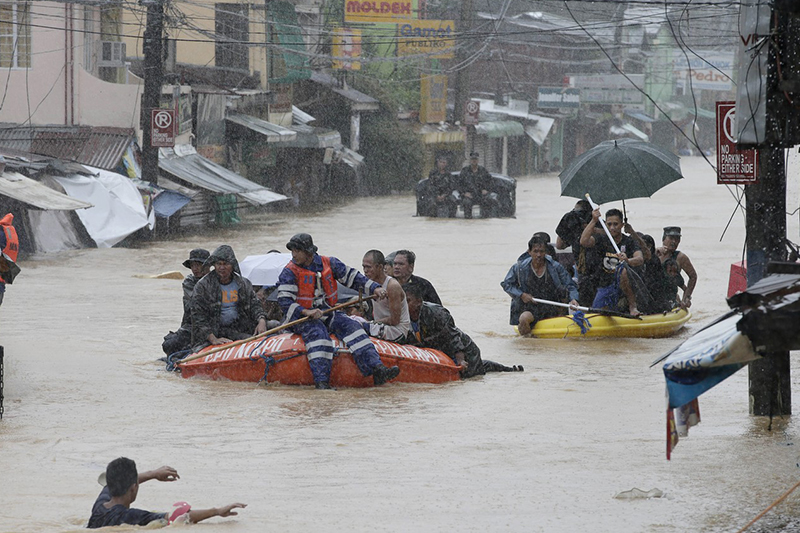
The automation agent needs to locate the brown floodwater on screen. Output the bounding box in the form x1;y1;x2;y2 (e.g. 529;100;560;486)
1;156;800;532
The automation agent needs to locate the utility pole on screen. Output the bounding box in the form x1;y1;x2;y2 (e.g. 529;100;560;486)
746;147;789;416
744;2;798;416
141;0;165;185
452;0;474;127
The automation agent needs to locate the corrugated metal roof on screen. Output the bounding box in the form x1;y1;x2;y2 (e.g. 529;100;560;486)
0;125;135;170
158;145;287;206
310;72;379;111
226;113;297;143
0;171;93;210
281;125;341;148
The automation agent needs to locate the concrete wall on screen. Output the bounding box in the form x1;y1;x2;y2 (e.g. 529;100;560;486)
0;2;142;132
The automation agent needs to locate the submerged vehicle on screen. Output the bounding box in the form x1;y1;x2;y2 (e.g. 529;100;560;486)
178;332;461;387
416;172;516;218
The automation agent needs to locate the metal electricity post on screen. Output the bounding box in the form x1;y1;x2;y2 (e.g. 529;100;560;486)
746;147;790;416
452;0;474;126
141;0;165;185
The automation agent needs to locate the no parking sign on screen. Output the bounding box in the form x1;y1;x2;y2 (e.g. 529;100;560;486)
716;101;758;184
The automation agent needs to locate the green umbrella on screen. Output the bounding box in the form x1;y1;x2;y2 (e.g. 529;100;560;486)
559;139;683;217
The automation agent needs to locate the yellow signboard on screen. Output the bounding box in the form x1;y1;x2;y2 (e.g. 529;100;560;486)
397;20;455;59
420;75;447;124
345;0;414;24
332;28;362;70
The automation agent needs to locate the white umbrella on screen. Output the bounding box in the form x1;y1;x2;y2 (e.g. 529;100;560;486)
239;252;292;286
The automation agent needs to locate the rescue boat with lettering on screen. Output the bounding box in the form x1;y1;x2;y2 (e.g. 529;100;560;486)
529;308;692;339
178;332;461;386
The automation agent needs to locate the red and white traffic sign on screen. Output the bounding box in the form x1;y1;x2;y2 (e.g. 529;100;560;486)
464;100;479;126
716;101;758;184
151;109;175;148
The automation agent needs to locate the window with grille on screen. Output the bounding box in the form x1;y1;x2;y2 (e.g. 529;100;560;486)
215;3;249;74
0;2;30;69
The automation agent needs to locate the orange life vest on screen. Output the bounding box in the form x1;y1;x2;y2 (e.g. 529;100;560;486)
286;255;338;308
0;213;18;262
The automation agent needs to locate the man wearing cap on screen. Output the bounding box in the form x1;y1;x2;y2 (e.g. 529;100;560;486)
458;152;498;218
420;154;458;218
161;249;211;355
657;226;697;309
277;233;401;389
191;245;266;349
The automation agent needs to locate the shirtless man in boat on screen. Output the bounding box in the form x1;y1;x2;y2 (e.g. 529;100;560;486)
276;233;400;390
404;283;522;377
88;457;245;528
191;245;267;349
361;249;411;343
580;208;644;317
657;226;697;309
502;235;579;336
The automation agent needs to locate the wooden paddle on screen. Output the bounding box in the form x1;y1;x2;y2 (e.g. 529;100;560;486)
530;296;643;320
177;294;378;366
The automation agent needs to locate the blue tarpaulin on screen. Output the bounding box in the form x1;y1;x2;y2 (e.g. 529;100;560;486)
153;190;192;218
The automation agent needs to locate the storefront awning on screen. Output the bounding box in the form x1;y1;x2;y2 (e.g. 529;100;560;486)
688;107;716;120
624;109;656;123
227;113;297;143
415;124;465;144
0;171;92;210
310;71;380;112
280;125;341;149
475;120;525;138
621;122;649;141
158;145;287;206
267;1;311;84
524;115;555;145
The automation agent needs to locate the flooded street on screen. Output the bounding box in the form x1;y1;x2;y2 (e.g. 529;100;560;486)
3;156;800;532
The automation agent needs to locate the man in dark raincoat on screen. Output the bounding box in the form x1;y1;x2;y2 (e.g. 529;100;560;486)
191;245;266;349
276;233;401;390
404;283;521;377
162;248;210;355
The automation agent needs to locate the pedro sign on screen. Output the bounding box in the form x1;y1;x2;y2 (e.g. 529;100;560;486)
345;0;413;24
397;20;455;59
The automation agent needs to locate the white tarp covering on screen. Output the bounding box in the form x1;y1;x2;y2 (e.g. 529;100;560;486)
27;209;84;253
54;167;149;248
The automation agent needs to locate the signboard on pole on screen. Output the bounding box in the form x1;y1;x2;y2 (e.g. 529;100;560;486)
332;28;362;70
537;87;580;109
397;20;455;59
345;0;413;24
151;109;175;147
464;100;479;126
420;75;447;124
716;101;758;184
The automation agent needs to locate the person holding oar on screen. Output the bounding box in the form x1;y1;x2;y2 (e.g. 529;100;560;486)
277;233;400;390
580;207;644;317
502;234;579;336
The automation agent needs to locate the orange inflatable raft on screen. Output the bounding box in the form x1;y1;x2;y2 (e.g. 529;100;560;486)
178;333;461;387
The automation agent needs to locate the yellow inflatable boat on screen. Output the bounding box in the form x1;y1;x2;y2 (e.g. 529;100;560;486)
530;308;691;339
